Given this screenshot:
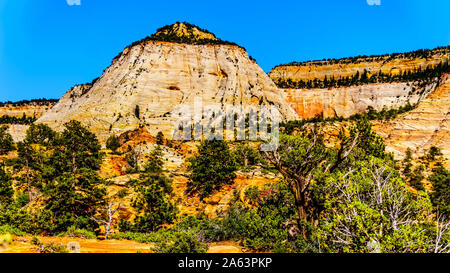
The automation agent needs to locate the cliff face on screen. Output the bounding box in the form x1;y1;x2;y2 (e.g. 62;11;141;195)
0;102;56;118
38;26;297;141
269;46;449;83
281;81;437;119
270;46;449;119
374;74;450;168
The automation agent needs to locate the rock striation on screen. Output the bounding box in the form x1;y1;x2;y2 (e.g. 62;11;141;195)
271;46;449;119
374;74;450;168
281;81;437;119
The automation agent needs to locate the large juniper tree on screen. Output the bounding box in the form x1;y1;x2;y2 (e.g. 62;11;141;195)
187;140;237;199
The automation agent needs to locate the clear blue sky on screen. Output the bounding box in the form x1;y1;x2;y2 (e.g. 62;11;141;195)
1;0;449;101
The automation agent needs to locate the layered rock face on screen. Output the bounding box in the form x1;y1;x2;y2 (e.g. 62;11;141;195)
269;46;449;82
282;81;437;119
374;74;450;168
1;100;56;142
0;104;54;118
38;24;298;141
270;47;449;119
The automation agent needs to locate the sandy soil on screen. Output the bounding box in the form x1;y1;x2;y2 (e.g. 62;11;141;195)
1;236;242;253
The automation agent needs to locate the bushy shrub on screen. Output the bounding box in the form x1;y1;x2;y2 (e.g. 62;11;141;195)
58;226;97;239
154;231;208;253
0;225;26;236
106;135;121;152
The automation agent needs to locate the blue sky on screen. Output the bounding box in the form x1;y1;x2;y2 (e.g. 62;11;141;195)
0;0;449;101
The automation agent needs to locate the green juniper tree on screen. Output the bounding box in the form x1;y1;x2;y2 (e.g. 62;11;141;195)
187;140;237;199
106;135;121;153
0;166;13;205
0;125;14;155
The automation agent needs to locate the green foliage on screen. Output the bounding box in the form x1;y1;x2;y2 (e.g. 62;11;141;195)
219;184;303;252
276;46;449;68
38;121;106;233
274;58;450;89
58;226;97;239
120;163;177;233
0;125;14;155
232;143;261;169
408;165;426;191
349;118;386;159
106;135;121;152
427;146;444;161
187;140;237;199
156;131;164;145
0;114;36;125
402;148;413;176
0;98;57;107
134;105;140;119
429;165;450;216
0;166;13;204
38;242;69;253
281;103;417;135
316;157;433;253
43;169;106;233
144;145;164;173
53;120;103;173
0;225;26;236
24;123;55;146
154;230;208;253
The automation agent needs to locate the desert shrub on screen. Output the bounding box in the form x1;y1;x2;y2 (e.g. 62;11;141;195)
0;225;26;236
106;135;121;152
58;226;97;239
39;242;69;253
154;230;208;253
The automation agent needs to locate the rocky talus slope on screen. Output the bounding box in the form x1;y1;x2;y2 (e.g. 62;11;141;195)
374;74;450;168
37;23;298;141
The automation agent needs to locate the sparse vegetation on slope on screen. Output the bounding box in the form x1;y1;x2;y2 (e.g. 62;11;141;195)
274;60;450;89
275;45;450;68
113;22;243;61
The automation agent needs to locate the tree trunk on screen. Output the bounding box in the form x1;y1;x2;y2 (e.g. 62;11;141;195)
293;180;308;238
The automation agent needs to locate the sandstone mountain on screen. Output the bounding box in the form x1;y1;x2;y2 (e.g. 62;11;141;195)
37;22;298;141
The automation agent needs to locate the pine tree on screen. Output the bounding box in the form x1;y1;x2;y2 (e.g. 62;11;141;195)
0;125;14;155
187;140;237;199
